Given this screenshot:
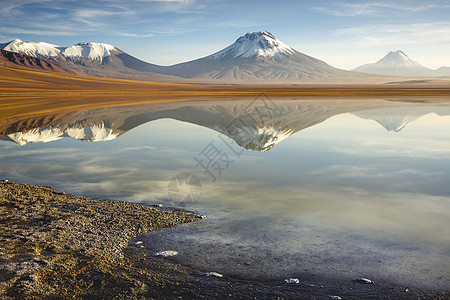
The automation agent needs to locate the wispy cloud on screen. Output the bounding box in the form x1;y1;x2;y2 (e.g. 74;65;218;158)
0;0;211;38
114;32;155;38
74;9;122;19
0;0;53;15
311;164;443;179
313;2;450;17
0;26;79;37
334;22;450;46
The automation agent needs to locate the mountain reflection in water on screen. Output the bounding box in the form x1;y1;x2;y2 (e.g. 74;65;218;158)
2;98;450;150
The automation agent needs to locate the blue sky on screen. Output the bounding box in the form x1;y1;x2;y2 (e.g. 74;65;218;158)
1;0;450;69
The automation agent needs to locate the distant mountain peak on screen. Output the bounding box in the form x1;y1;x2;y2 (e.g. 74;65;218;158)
376;50;421;67
353;50;434;76
211;31;295;59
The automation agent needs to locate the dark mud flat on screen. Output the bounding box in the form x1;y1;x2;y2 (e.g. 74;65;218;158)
0;182;448;299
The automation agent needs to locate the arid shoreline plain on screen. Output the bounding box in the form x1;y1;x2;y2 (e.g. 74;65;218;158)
2;63;450;119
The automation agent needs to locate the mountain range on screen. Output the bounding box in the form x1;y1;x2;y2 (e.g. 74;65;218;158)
0;32;387;83
2;32;449;83
353;50;450;77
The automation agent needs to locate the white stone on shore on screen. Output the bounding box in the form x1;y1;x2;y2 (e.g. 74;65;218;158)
353;277;375;284
284;278;299;284
203;272;223;278
329;296;342;300
154;250;178;257
135;241;143;245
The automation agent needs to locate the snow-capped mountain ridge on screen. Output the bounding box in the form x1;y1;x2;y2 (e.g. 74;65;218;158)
1;39;118;62
2;39;62;58
211;31;295;59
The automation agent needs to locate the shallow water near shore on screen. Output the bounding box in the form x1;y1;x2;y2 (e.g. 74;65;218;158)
1;97;449;291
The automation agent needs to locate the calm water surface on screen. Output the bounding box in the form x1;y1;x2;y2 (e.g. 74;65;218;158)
1;98;449;289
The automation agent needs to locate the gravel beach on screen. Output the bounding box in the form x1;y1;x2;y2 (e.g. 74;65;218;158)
0;181;200;299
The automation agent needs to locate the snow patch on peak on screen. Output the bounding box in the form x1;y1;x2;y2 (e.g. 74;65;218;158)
62;42;117;61
211;31;295;59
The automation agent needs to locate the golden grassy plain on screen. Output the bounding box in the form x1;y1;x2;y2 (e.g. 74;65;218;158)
1;64;450;120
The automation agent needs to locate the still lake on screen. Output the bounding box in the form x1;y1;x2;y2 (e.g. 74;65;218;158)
1;97;449;289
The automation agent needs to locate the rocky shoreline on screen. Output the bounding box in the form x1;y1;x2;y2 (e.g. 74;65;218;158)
0;181;201;299
1;181;449;299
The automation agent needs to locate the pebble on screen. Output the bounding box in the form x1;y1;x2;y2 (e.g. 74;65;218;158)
154;250;178;257
0;179;9;183
284;278;299;284
353;277;375;284
203;272;223;278
135;241;143;245
153;204;163;207
329;296;342;300
198;215;206;219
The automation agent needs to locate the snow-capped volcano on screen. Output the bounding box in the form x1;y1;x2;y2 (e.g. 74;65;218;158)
353;50;435;76
375;50;420;67
156;31;364;82
211;31;295;59
0;39;118;62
